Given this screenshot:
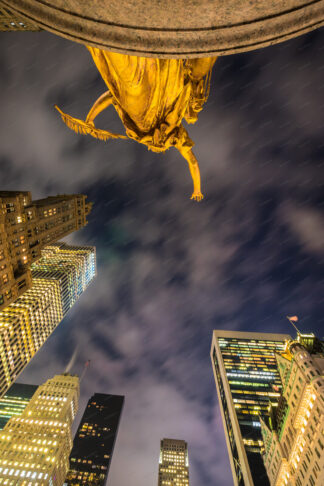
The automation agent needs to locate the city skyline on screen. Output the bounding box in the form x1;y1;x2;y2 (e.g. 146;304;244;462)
1;22;324;486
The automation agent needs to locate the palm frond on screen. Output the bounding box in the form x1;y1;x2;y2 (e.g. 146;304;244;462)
54;105;127;141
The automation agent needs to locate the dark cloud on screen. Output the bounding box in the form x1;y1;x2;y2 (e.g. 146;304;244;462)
0;27;324;486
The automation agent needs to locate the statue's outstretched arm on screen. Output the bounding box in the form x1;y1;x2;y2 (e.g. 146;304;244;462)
178;146;203;202
86;91;113;125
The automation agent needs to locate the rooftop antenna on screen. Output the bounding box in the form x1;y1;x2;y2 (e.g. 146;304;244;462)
80;360;90;383
286;315;301;335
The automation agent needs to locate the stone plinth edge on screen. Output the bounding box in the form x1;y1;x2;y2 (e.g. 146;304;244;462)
1;0;324;57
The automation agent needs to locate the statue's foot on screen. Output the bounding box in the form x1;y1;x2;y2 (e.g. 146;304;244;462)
190;192;204;202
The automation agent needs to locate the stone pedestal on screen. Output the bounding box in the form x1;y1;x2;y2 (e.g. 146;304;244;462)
1;0;324;57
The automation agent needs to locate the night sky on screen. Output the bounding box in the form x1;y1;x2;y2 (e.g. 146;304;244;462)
1;26;324;486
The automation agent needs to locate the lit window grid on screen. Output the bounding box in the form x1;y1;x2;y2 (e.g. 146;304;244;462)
0;396;32;429
32;246;95;310
0;192;92;312
0;279;63;397
261;341;324;486
158;440;189;486
211;332;292;486
219;338;286;445
0;374;79;485
65;393;124;485
0;244;96;399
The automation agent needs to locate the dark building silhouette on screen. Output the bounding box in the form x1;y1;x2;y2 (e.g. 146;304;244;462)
64;393;124;485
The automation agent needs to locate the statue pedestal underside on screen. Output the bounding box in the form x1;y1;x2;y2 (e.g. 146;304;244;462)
1;0;324;57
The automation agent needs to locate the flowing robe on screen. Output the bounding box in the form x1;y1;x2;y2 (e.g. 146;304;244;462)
87;48;216;152
56;49;216;200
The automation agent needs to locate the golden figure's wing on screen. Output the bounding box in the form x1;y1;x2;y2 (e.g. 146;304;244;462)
54;105;127;141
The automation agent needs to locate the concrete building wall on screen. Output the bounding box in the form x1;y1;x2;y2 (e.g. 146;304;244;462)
261;337;324;486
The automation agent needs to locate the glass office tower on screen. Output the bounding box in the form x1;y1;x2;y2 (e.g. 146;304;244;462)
65;393;124;485
210;330;291;486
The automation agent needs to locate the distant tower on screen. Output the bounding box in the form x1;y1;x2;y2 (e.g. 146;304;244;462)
158;438;189;486
0;6;41;31
210;330;291;486
0;383;37;429
0;243;96;397
65;393;124;485
0;191;92;310
0;373;79;485
261;333;324;486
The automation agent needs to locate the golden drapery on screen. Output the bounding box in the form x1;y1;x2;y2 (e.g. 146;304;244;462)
56;49;216;201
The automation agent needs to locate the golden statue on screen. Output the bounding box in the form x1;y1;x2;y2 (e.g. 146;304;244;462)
55;48;217;201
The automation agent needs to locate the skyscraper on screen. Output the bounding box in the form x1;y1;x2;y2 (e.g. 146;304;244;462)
0;6;41;31
261;333;324;486
32;243;96;315
158;438;189;486
0;383;37;429
210;330;291;486
0;243;96;397
0;191;92;310
64;393;124;485
0;373;79;485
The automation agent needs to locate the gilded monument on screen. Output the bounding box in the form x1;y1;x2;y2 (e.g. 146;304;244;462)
56;49;216;201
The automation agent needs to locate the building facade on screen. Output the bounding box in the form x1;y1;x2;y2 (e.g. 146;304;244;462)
261;333;324;486
0;243;96;397
0;191;92;310
0;373;79;485
0;6;41;31
158;438;189;486
0;383;37;429
210;330;291;486
32;243;96;315
64;393;124;485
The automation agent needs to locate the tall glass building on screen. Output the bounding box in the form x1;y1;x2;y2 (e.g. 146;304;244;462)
0;383;37;430
64;393;124;485
0;243;96;397
210;330;291;486
31;243;96;314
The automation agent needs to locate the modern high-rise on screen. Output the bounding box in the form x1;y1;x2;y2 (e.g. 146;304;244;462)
210;330;291;486
64;393;124;485
261;333;324;486
0;383;37;429
158;438;189;486
0;6;41;30
0;243;96;397
0;373;79;485
32;243;96;314
0;191;92;310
